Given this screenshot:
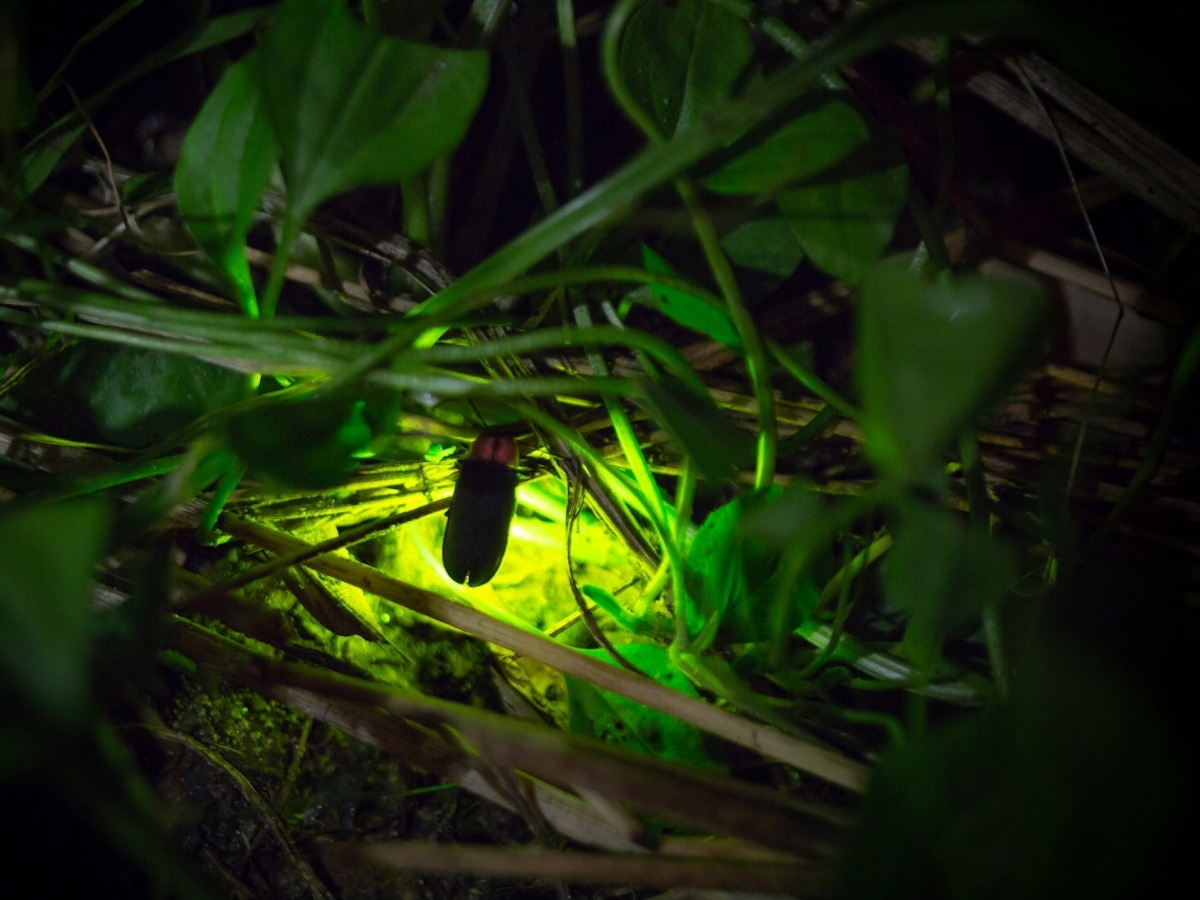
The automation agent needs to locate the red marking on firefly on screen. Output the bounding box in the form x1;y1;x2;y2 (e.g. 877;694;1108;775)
469;434;518;467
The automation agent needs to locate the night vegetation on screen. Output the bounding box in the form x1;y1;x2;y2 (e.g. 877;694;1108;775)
3;1;1197;896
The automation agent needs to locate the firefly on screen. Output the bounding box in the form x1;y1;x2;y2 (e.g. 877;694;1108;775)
441;433;518;586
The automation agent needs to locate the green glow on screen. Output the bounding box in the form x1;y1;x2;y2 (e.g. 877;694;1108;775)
384;477;642;639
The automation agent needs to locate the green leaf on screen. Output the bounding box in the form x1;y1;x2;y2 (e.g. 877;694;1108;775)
1;343;249;449
719;216;805;280
258;0;489;221
719;215;806;300
839;645;1187;899
122;446;242;538
882;499;1016;671
580;583;669;637
566;643;727;773
857;259;1048;482
702;97;870;196
682;487;816;649
640;244;741;350
227;392;373;489
703;93;900;285
619;0;755;137
683;498;746;644
742;482;836;592
0;118;86;226
0;499;111;725
175;54;278;317
779;160;908;284
638;375;756;483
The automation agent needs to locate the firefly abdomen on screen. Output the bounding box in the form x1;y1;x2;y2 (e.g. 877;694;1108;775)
441;434;518;586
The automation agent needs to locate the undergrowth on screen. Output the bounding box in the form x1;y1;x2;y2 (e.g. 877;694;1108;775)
2;1;1197;897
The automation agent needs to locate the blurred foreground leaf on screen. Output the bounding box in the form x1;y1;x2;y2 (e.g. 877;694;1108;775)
857;259;1047;483
839;646;1191;898
883;498;1017;672
0;499;110;725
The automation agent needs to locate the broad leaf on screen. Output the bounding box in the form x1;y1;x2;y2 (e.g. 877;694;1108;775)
1;343;248;449
702;91;901;285
857;259;1047;482
640;244;741;350
0;499;110;725
779;161;908;284
720;216;805;279
720;215;806;298
619;0;754;137
703;97;870;196
227;392;373;489
258;0;489;221
176;54;277;317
